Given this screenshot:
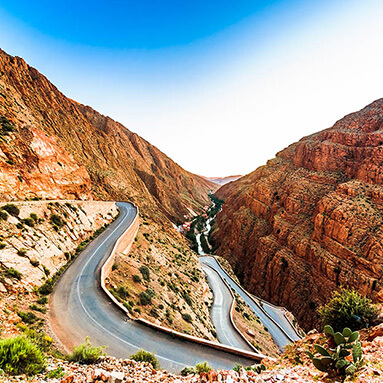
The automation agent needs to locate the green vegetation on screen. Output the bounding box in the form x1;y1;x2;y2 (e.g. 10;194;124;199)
307;325;364;380
21;217;35;227
318;288;379;332
199;232;210;254
180;366;196;376
195;361;212;374
182;313;192;323
139;288;155;305
17;311;38;324
29;304;47;314
133;274;141;283
233;364;266;374
66;336;105;364
50;213;64;229
0;336;46;376
17;248;27;257
0;210;8;220
139;265;150;281
130;349;159;369
1;203;19;217
6;267;22;280
46;366;64;379
30;258;40;267
0;242;6;249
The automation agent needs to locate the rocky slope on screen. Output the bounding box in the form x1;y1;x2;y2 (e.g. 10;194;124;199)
0;200;117;338
212;99;383;330
0;49;217;223
206;175;242;186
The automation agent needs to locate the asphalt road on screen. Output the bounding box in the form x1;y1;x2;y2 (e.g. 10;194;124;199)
50;202;258;372
199;256;301;350
200;264;252;351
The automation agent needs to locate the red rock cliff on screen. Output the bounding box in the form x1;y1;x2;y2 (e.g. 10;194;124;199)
213;99;383;330
0;49;217;222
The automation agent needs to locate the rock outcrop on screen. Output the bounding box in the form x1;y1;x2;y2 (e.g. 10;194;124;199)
212;99;383;330
0;49;216;222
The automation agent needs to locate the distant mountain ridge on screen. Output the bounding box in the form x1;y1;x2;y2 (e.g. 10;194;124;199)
206;175;242;186
0;49;217;223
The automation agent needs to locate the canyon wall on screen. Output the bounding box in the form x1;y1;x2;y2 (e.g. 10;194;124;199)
213;99;383;330
0;49;217;223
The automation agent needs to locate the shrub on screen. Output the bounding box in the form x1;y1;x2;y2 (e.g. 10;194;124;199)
21;217;35;227
130;349;159;369
133;274;141;283
112;263;119;271
30;213;38;222
46;366;64;379
318;288;379;332
50;214;64;228
139;291;152;305
307;325;364;378
139;265;150;281
30;259;40;267
0;336;46;375
17;311;38;324
6;268;22;280
37;296;48;305
1;204;19;217
29;304;47;314
66;337;105;364
38;278;54;295
17;248;27;257
181;366;196;376
195;361;211;374
182;313;192;323
0;210;8;220
0;242;6;249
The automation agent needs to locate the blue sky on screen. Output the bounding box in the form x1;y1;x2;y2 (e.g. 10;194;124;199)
1;1;383;176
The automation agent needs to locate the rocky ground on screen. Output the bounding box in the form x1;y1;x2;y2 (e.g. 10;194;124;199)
0;200;118;339
2;323;383;382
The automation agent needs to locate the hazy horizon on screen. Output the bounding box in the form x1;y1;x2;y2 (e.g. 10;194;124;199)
1;1;383;177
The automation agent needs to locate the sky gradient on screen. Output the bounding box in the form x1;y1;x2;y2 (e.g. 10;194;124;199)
1;1;383;176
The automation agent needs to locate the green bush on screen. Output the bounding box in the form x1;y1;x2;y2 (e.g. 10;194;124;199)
318;288;379;332
46;366;64;379
17;311;38;324
133;274;141;283
1;204;19;217
30;259;40;267
130;349;159;369
139;265;150;281
21;217;35;227
195;361;212;374
0;242;6;249
0;336;46;375
180;366;196;376
6;268;22;280
17;248;27;257
182;313;192;323
0;210;8;220
139;291;152;305
30;213;38;222
37;296;48;305
50;214;64;228
66;337;105;364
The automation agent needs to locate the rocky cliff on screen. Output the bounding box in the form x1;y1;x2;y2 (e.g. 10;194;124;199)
0;49;216;222
212;99;383;330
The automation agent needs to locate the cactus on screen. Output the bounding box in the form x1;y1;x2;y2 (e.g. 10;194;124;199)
307;325;364;380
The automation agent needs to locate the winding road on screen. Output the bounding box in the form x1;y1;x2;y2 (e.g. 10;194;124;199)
50;202;258;372
199;256;302;350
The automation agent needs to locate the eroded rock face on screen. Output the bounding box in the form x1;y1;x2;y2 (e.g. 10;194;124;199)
213;99;383;330
0;49;216;222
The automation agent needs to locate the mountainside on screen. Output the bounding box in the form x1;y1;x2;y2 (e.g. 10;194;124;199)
0;49;217;223
212;99;383;330
207;175;242;186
